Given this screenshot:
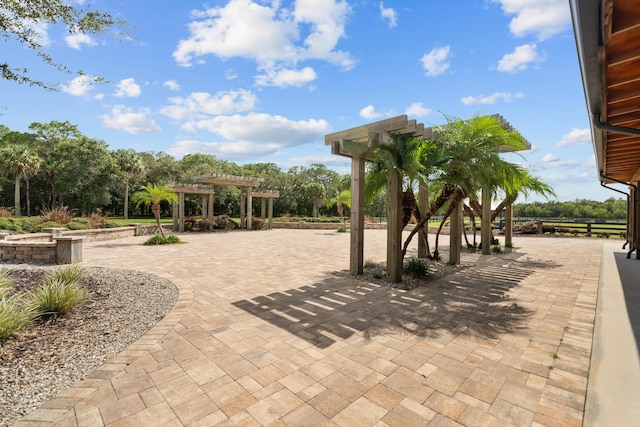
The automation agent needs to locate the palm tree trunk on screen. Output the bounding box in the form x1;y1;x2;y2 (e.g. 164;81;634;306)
402;190;418;229
401;184;458;258
463;204;477;247
433;194;462;259
124;178;130;220
25;176;31;217
152;203;165;237
14;173;22;217
491;200;507;222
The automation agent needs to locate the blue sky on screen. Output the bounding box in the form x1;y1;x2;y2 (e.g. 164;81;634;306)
0;0;617;202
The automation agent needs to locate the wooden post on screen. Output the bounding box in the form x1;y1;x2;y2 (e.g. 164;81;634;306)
201;195;208;220
387;167;403;283
208;192;214;231
178;192;185;233
240;190;246;229
268;197;274;229
247;187;253;230
261;198;266;219
449;201;462;264
172;201;178;231
418;182;429;258
481;187;492;255
505;203;513;247
350;157;365;275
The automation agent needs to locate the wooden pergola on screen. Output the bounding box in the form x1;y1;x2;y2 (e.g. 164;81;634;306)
326;115;530;283
169;174;278;231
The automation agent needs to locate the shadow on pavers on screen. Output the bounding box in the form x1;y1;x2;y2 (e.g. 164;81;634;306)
613;252;640;353
233;256;538;349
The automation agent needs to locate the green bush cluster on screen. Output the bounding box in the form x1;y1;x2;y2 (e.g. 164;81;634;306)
143;234;182;245
403;257;430;279
0;209;115;233
0;265;89;341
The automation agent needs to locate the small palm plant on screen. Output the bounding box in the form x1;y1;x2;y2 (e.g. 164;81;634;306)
132;184;178;237
326;189;351;226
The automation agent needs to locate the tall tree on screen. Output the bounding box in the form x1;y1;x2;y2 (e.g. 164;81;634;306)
132;184;178;237
0;143;41;217
113;149;144;220
1;0;128;90
304;182;326;217
50;136;117;214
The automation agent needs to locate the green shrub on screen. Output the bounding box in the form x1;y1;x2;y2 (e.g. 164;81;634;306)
364;259;377;269
50;264;84;285
18;217;39;232
0;217;21;232
0;293;38;341
66;218;92;230
29;276;89;316
0;271;13;298
30;220;65;233
491;244;502;254
403;257;430;279
505;242;513;249
143;234;182;245
337;227;347;233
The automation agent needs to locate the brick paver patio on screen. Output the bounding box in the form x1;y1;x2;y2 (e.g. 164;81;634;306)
13;230;605;426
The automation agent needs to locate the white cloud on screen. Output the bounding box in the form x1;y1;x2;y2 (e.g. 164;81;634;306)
160;89;257;120
536;152;580;169
65;33;97;50
100;105;161;134
60;75;95;97
555;128;591;148
379;2;397;28
492;0;571;40
461;92;524;105
255;66;317;87
167;112;331;159
114;78;142;98
163;80;181;91
186;113;331;146
360;105;383;120
420;46;451;77
497;43;545;73
405;102;432;117
167;140;279;159
173;0;354;78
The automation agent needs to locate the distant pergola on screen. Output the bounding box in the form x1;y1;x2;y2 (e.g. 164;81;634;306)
169;174;279;232
325;115;530;283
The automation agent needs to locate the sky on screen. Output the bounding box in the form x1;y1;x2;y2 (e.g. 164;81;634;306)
0;0;620;202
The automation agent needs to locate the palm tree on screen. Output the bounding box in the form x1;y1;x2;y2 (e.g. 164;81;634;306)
401;114;530;257
114;149;144;220
0;144;41;217
366;134;442;229
132;184;178;237
326;189;351;225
